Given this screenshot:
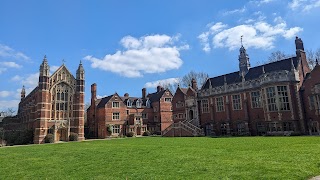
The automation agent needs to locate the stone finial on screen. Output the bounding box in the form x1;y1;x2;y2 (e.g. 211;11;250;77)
262;66;265;74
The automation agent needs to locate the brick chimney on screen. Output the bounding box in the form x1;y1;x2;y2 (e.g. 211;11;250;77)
157;85;162;92
91;83;97;106
142;88;146;99
191;78;198;90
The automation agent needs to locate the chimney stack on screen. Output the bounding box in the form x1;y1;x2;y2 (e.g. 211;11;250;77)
295;36;304;51
191;78;198;90
157;85;162;92
142;88;146;99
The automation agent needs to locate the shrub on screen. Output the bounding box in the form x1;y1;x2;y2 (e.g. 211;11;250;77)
69;132;79;141
45;134;54;143
126;132;134;137
142;131;150;136
4;129;34;145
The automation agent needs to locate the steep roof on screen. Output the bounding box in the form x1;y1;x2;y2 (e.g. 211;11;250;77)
96;95;113;108
202;57;299;90
147;90;166;103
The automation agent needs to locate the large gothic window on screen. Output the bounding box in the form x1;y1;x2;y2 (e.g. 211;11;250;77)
51;83;73;120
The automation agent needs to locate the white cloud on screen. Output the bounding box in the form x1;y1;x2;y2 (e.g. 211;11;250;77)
2;61;22;68
289;0;307;10
303;0;320;11
96;95;107;99
198;19;303;51
0;44;30;61
0;91;13;98
223;6;246;16
144;78;180;88
288;0;320;11
85;34;188;78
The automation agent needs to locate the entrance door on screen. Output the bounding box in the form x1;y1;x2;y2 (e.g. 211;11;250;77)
189;110;194;120
57;128;67;141
137;127;141;135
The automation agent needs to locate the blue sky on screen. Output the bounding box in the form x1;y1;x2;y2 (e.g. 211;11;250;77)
1;0;320;111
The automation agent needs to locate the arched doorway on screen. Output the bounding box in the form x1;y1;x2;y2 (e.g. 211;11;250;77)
56;128;68;141
189;110;194;120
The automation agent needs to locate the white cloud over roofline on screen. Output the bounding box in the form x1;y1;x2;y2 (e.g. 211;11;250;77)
198;19;303;52
84;34;189;78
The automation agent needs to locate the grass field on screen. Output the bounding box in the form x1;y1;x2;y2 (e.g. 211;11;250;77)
0;137;320;179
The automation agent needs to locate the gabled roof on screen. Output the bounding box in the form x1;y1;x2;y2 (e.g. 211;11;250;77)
202;57;299;90
147;90;166;103
96;95;114;108
50;64;76;79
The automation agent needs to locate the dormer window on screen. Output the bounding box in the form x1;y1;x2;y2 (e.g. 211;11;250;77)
136;99;141;108
146;99;151;108
127;99;132;107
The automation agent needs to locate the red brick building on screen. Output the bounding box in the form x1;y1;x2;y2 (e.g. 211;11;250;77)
16;56;85;143
165;37;316;137
87;84;173;138
301;61;320;135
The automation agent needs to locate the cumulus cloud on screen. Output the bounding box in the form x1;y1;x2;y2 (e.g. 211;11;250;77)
289;0;320;11
84;34;188;78
0;44;30;61
2;61;22;68
198;19;303;51
144;78;180;88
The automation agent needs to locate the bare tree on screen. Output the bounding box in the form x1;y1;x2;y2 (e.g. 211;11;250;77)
268;51;291;63
181;71;209;89
306;49;320;70
0;108;16;117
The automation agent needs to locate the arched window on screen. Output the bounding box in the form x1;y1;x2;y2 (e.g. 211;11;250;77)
136;99;141;108
146;99;151;108
127;99;132;107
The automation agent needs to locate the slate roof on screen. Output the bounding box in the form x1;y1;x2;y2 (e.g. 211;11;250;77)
202;57;299;90
96;95;113;108
147;90;166;103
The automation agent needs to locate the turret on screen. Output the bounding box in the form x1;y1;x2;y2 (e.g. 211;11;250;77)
76;61;85;93
76;60;85;80
39;55;50;77
239;36;250;76
39;55;50;90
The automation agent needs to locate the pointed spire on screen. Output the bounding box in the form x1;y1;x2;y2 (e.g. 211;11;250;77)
262;66;265;74
241;35;243;47
208;78;212;89
76;60;85;80
21;85;26;99
224;75;227;84
40;55;50;77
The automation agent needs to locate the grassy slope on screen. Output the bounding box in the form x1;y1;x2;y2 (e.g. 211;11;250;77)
0;137;320;179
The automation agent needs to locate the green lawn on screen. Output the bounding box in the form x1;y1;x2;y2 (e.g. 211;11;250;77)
0;137;320;179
